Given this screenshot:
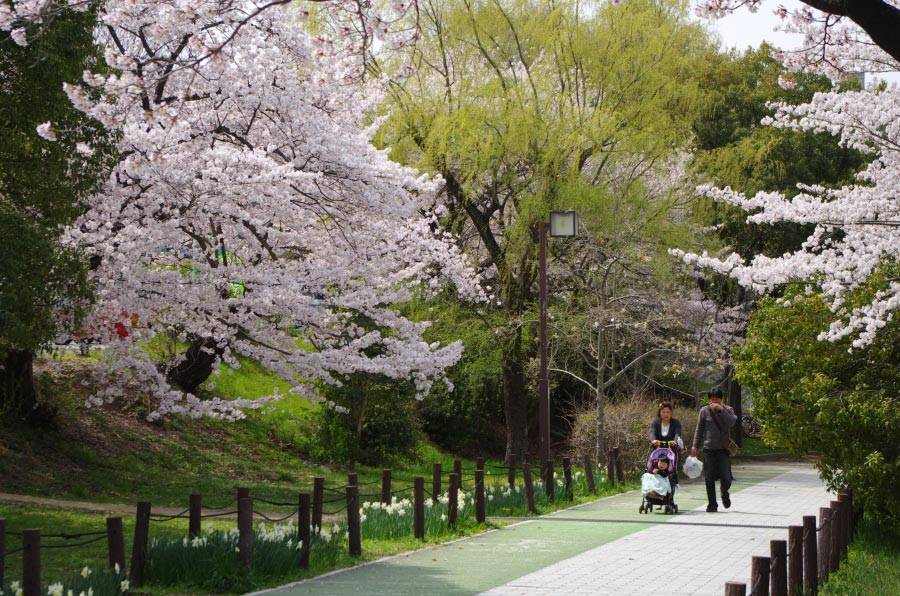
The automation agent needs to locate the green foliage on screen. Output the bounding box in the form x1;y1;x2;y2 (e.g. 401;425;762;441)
735;276;900;530
310;374;423;467
408;296;506;455
690;44;869;266
0;8;113;357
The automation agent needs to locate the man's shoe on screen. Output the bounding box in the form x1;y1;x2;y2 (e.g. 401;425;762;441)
706;505;718;512
722;494;731;509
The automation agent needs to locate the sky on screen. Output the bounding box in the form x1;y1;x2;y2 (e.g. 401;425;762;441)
705;0;805;54
701;0;900;84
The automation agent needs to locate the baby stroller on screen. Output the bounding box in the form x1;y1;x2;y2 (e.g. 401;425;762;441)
638;445;679;514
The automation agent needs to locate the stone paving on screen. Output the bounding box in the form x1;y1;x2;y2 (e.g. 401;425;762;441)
253;461;832;596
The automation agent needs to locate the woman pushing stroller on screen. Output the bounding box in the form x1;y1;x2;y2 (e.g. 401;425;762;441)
648;401;686;488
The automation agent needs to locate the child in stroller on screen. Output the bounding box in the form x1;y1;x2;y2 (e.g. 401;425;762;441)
639;447;679;514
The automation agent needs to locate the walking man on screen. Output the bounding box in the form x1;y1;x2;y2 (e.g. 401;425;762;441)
691;388;737;512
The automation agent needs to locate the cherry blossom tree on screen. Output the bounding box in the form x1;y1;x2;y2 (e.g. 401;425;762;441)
2;0;484;421
674;1;900;350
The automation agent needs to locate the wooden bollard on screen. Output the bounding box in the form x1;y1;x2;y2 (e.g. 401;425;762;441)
476;457;484;471
837;498;849;560
563;457;573;500
346;484;361;556
22;529;40;596
475;468;485;523
130;502;151;586
347;472;358;488
523;463;536;513
787;525;803;596
543;460;555;501
770;540;787;596
751;555;770;596
237;486;250;501
507;456;516;489
189;493;202;539
613;446;624;483
313;477;324;531
106;517;126;572
606;450;616;486
583;454;596;494
1;516;6;586
817;507;832;583
238;496;253;567
724;582;746;596
298;493;310;569
381;469;392;504
448;473;459;528
803;515;818;596
453;459;462;481
829;501;842;573
838;489;855;538
414;477;425;539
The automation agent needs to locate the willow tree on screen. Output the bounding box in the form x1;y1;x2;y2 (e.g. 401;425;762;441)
382;0;712;461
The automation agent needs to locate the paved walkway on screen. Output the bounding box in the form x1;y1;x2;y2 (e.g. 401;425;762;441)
253;461;832;596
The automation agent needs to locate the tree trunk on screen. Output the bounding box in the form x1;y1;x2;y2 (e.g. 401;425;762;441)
166;337;223;394
727;368;743;447
0;349;37;419
502;334;529;465
595;384;606;463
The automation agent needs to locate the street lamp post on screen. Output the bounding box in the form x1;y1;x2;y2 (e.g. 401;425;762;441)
538;210;577;464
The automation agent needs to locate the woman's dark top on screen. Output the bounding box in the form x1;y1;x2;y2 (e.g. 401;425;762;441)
648;418;683;445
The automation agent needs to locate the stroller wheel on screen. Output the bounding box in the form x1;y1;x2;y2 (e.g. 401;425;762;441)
639;505;645;514
673;504;679;513
664;505;671;514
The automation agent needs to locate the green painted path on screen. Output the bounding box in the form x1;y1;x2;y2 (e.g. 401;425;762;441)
251;462;814;596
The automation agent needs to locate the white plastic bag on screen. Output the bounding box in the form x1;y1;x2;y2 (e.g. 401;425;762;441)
683;455;703;479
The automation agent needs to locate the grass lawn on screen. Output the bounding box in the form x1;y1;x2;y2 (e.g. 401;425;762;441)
819;516;900;595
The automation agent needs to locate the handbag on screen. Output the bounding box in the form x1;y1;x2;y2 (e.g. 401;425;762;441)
708;406;739;456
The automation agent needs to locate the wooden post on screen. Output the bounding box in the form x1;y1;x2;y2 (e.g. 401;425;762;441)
837;498;849;560
507;456;516;489
770;540;787;596
803;515;818;596
130;502;151;586
724;582;746;596
448;473;459;528
414;477;425;539
563;457;573;499
523;463;536;514
237;486;250;501
347;472;358;488
751;556;770;596
381;469;392;504
543;460;555;501
476;457;484;471
346;484;361;556
22;529;40;596
313;477;324;531
432;463;442;503
454;459;462;481
583;454;596;494
817;507;832;584
238;496;253;567
788;525;803;596
606;450;616;487
0;516;6;587
613;446;624;483
475;468;485;523
189;493;202;539
838;489;855;538
829;501;842;573
298;493;310;569
106;517;126;572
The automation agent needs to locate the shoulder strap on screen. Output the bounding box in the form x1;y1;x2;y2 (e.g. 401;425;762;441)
708;407;725;432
